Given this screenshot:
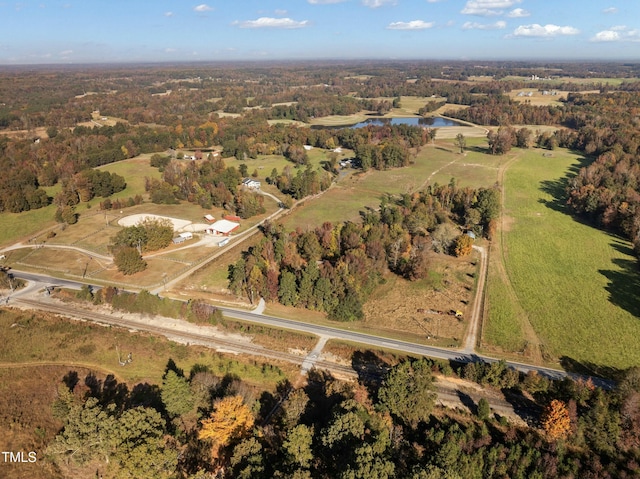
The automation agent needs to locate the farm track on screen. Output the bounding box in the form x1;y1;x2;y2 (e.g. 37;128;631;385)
495;153;543;362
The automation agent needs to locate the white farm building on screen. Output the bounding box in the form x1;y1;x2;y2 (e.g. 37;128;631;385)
205;219;240;236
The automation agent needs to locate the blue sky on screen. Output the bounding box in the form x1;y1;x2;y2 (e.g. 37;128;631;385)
0;0;638;64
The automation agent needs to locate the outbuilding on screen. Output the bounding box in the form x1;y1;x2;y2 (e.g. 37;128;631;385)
206;219;240;236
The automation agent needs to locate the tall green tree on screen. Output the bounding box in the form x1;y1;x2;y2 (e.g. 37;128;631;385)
377;359;436;427
161;370;195;418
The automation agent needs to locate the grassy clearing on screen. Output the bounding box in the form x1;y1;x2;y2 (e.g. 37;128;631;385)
508;89;566;106
486;148;640;371
0;205;58;248
0;308;292;386
280;139;501;232
98;155;161;199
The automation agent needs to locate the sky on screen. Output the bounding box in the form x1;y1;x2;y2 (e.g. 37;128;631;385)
0;0;639;65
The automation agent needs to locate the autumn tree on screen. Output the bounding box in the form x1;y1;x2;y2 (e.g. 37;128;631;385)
453;234;473;257
198;395;255;458
541;399;571;440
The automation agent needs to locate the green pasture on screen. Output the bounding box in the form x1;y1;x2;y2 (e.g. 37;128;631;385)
280;138;501;230
485;148;640;372
98;154;161;199
0;205;58;248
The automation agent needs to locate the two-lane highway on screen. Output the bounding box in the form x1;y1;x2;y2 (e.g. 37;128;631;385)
5;270;613;388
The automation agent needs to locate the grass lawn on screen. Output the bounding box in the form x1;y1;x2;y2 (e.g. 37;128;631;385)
485;148;640;372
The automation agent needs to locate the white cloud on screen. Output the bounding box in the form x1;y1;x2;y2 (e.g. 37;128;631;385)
308;0;347;3
165;48;178;53
59;50;73;56
362;0;397;8
461;0;521;16
511;24;579;37
592;30;620;42
426;0;444;2
237;17;310;29
463;20;506;30
592;26;640;42
387;20;434;30
507;8;529;18
602;7;618;14
193;4;213;13
164;11;174;17
275;9;288;16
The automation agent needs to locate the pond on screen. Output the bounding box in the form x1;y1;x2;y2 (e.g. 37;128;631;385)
312;116;467;129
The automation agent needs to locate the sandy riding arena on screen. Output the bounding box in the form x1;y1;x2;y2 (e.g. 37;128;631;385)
118;214;209;233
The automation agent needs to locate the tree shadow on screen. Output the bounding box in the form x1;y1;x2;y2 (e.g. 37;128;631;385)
559;356;622;385
62;370;79;391
464;145;488;154
128;383;164;411
538;178;570;213
500;387;541;426
303;369;347;428
84;372;129;410
538;153;591;213
456;390;477;415
599;247;640;320
164;358;184;378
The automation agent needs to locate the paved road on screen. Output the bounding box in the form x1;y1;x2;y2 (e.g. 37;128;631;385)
6;270;613;388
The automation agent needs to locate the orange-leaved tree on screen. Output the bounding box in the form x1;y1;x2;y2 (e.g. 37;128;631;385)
198;395;255;458
541;399;571;440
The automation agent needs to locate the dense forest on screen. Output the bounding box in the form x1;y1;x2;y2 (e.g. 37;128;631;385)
44;350;640;479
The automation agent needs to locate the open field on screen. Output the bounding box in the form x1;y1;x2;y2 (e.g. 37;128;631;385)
0;126;49;139
508;89;566;106
0;307;291;388
0;205;58;249
499;76;637;86
98;154;162;199
484;148;640;372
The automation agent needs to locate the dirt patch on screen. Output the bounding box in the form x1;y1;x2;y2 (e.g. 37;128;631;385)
363;255;477;345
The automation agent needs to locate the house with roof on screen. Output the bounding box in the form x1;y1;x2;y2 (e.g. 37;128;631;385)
242;178;261;190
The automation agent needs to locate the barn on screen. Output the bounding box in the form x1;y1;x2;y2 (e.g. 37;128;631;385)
206;219;240;236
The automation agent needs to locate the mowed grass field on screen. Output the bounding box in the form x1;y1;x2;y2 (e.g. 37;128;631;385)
484;148;640;372
281;138;503;230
